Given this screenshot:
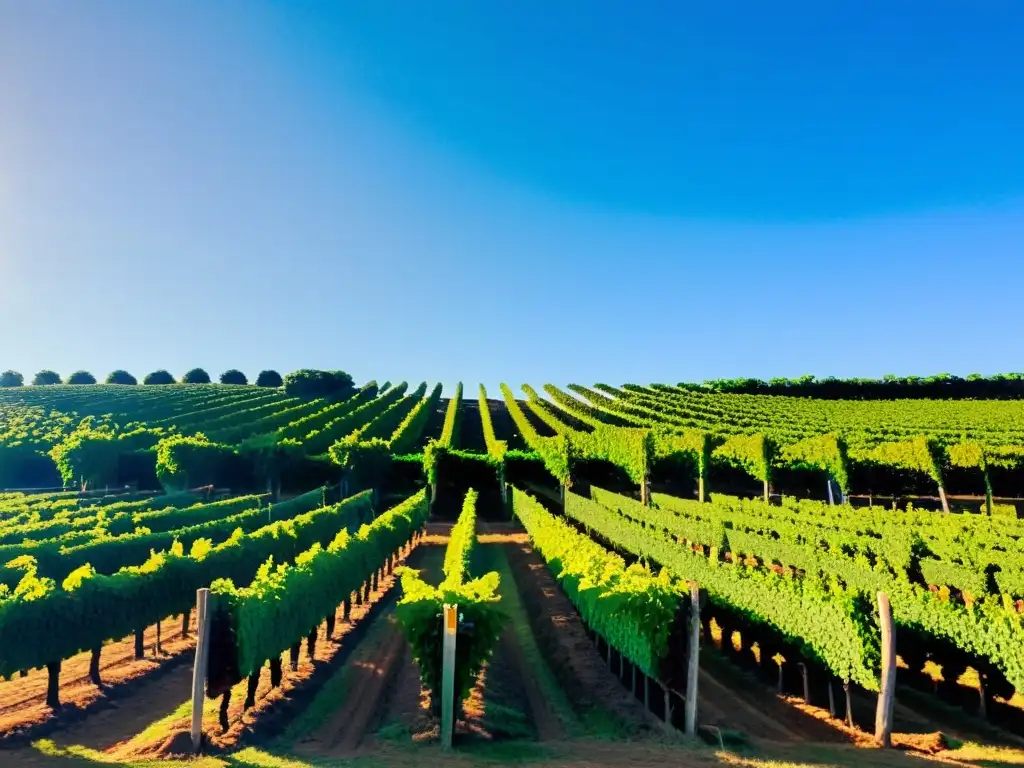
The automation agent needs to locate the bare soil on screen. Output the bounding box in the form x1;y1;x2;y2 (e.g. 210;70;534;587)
104;533;428;760
0;614;197;742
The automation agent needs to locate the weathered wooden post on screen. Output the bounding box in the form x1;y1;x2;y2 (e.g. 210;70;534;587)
685;582;700;736
441;604;457;751
191;588;211;754
875;592;896;747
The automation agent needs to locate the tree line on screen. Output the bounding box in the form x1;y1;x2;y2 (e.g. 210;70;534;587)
678;372;1024;400
0;369;282;387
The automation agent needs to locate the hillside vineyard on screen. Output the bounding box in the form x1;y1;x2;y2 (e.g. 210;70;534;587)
1;371;1024;749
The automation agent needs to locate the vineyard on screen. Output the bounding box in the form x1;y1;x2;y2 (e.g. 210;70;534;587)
1;371;1024;767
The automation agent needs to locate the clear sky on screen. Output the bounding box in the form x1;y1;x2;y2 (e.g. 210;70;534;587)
2;2;1023;396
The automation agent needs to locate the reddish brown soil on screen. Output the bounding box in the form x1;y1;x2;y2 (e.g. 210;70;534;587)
108;534;429;760
499;526;660;732
293;527;451;756
0;614;197;742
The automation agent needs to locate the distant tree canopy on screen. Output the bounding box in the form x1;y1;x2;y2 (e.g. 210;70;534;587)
143;370;176;385
283;369;355;399
182;368;211;384
32;370;62;386
67;370;97;385
220;369;248;385
0;370;24;387
105;370;138;385
255;369;283;388
678;372;1024;400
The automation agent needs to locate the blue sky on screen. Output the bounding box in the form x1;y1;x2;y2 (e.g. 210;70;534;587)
1;2;1022;396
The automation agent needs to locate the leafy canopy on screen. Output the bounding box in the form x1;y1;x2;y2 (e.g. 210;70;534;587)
143;370;176;385
105;370;137;385
32;370;62;386
255;369;283;388
182;368;211;384
220;369;248;385
67;370;97;385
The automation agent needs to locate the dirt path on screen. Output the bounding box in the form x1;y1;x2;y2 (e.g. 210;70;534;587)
294;525;451;756
0;615;197;742
494;524;658;735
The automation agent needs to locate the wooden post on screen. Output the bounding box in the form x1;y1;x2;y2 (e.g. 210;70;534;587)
663;684;672;726
827;477;835;506
875;592;896;747
134;628;145;659
441;604;457;751
644;673;650;710
244;669;260;710
45;660;61;710
289;642;300;671
698;474;706;504
799;663;811;703
828;678;836;718
182;609;191;637
89;646;102;687
844;682;854;728
685;583;700;736
640;476;650;506
155;619;162;655
632;664;638;698
219;690;231;732
190;588;211;754
763;479;770;503
937;485;951;514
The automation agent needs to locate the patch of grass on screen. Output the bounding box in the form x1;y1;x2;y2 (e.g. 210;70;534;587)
374;721;414;744
487;543;593;737
273;617;397;749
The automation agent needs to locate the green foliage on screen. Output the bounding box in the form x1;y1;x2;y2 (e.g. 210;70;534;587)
779;434;850;493
256;370;283;387
182;368;211;384
328;436;392;490
443;489;478;583
478;385;508;461
105;370;137;385
0;491;371;679
220;369;248;385
154;433;234;491
0;371;24;388
388;383;444;454
66;371;96;385
143;370;176;385
395;488;505;714
500;384;570;481
565;489;880;688
211;490;427;679
283;369;355;399
713;433;776;483
439;383;463;447
510;488;680;681
32;371;62;386
48;420;120;489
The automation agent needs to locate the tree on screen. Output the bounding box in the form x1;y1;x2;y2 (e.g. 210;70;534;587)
256;369;283;388
220;369;248;385
283;369;355;399
106;370;138;385
32;370;63;386
143;370;176;385
49;420;119;490
67;370;97;385
182;368;211;384
0;370;24;387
